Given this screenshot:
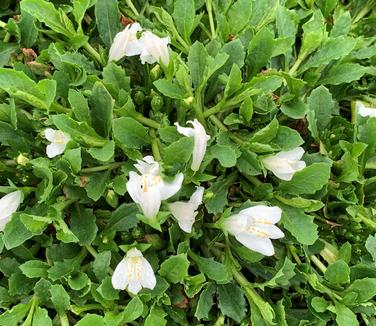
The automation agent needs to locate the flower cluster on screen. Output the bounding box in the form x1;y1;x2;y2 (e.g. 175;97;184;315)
109;23;170;65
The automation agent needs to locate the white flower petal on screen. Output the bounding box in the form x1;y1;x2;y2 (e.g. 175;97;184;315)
44;128;56;141
224;214;247;236
277;147;305;161
188;120;210;171
188;186;204;208
158;173;184;200
240;205;282;224
134;156;160;175
256;224;285;239
138;186;161;219
174;123;195;137
46;143;66;158
126;171;142;204
140;259;157;290
235;233;275;256
112;259;129;290
169;201;197;233
127;280;143;295
139;32;170;65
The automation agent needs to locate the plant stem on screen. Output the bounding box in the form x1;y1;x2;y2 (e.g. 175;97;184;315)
70;304;105;315
205;0;216;39
288;245;302;265
209;115;245;146
59;312;70;326
358;213;376;230
125;0;139;17
288;51;307;76
50;102;70;113
194;90;207;128
136;114;161;129
150;129;161;161
3;32;10;43
310;255;327;274
21;296;38;326
85;244;98;258
0;20;6;28
83;42;104;66
243;174;263;187
81;162;123;173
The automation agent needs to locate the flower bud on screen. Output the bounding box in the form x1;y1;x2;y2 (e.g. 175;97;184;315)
105;190;118;208
17;154;29;166
151;95;164;112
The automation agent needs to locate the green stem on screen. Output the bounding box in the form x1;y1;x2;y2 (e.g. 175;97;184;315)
358;213;376;230
125;0;139;16
150;129;161;161
59;312;70;326
310;255;327;274
21;296;38;326
209;115;245;146
3;32;10;43
243;174;263;187
214;315;225;326
194;93;207;128
205;0;216;39
70;304;105;315
82;42;104;66
85;244;98;258
0;20;6;28
288;245;302;265
81;162;123;173
50;102;70;113
3;159;16;166
288;51;307;76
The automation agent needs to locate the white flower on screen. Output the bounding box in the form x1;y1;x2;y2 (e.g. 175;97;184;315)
174;119;210;172
44;128;70;158
223;205;284;256
168;186;204;233
126;156;184;219
356;101;376;118
262;147;306;181
108;23;143;62
0;191;23;231
138;31;170;65
112;248;156;294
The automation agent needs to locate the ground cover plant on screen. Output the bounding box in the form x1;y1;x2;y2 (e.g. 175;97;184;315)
0;0;376;325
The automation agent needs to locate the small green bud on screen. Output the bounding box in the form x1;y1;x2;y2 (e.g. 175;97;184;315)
150;64;162;81
131;227;145;239
105;190;118;208
134;90;145;105
17;154;29;166
151;95;164;112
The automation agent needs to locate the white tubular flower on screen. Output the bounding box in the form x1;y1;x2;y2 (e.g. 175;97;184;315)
356;101;376;118
138;31;170;65
0;191;23;231
112;248;156;294
223;205;284;256
108;23;143;62
168;186;204;233
262;147;306;181
174;119;210;172
44;128;70;158
126;156;184;219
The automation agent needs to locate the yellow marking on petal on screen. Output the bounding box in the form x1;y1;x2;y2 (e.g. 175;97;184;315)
127;256;143;281
252;218;273;225
247;226;269;238
53;132;66;144
141;174;161;193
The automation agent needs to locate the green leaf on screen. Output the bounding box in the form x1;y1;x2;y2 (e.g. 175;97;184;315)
122;296;144;323
358;118;376;147
249;118;279;143
76;314;105;326
18;11;38;47
299;11;326;58
144;305;167;326
316;0;338;17
335;302;359;326
112;117;150;149
366;234;376;262
89;82;113;138
68;89;91;124
50;284;70;313
87;140;115;162
279;162;331;195
307;86;334;133
163;136;193;165
70;205;98;245
93;251;111;281
320;63;371;85
343;278;376;306
247;27;274;75
227;0;253;34
63;148;82;174
32;307;52;326
86;171;110;201
19;260;49;278
3;214;33;249
20;0;76;37
172;0;195;42
73;0;97;33
153;79;188;99
95;0;120;48
207;144;240;168
280;100;308;119
0;302;31;326
224;64;242;99
97;276;119;300
324;260;350;284
273;126;304;150
217;283;246;322
189;252;232;283
188;42;208;90
302;36;356;71
159;254;190;284
102;62;130;95
195;283;216;320
52;115;106;147
281;205;318;245
0;43;18;67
